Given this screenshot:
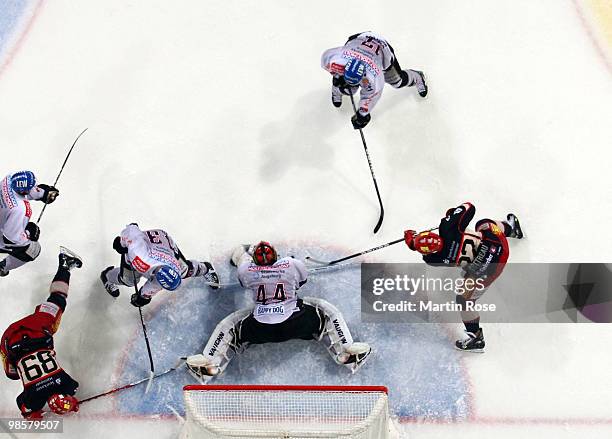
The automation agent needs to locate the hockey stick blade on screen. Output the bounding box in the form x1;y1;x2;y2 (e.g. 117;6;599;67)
144;370;155;394
79;359;185;405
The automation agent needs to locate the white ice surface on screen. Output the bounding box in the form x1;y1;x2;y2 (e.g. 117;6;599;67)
0;0;611;438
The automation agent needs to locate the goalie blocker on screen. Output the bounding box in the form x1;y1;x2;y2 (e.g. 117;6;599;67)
187;243;371;381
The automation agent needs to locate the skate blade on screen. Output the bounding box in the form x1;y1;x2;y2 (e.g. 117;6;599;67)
454;346;485;354
59;246;83;261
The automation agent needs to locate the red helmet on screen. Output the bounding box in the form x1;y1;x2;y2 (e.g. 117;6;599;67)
47;394;79;415
252;241;278;266
413;231;444;255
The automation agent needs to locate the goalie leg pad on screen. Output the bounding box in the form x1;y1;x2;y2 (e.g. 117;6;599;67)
187;307;251;382
303;297;370;372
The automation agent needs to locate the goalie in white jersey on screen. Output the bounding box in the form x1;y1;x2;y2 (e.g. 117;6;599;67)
321;31;428;129
186;241;371;382
99;223;219;307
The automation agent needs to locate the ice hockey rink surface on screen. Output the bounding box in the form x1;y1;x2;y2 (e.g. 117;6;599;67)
1;0;611;437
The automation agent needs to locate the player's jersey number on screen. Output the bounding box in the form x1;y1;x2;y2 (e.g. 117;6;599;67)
256;283;287;304
17;350;59;384
360;36;382;55
457;236;479;267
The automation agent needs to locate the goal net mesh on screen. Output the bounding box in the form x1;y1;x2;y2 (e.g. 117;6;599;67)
180;385;391;439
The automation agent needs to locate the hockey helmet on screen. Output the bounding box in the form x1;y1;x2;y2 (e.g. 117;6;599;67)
414;231;444;255
155;265;182;291
344;58;366;86
252;241;278;266
10;171;36;195
47;394;79;415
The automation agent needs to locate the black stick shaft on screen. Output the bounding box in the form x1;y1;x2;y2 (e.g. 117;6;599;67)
348;93;384;233
307;226;439;266
132;270;155;376
37;128;88;223
328;237;405;265
79;365;178;404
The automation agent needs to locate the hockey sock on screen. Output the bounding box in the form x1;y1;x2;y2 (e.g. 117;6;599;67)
464;321;481;334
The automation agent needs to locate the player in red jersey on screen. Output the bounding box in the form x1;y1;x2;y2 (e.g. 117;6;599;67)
404;202;523;352
1;247;82;418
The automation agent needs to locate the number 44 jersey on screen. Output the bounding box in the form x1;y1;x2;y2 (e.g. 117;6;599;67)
237;257;308;325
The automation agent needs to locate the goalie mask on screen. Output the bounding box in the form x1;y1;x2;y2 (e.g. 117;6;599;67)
252;241;277;266
414;231;444;255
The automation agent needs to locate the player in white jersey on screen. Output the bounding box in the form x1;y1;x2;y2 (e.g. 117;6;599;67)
186;242;371;382
321;31;428;129
99;223;219;307
0;171;59;277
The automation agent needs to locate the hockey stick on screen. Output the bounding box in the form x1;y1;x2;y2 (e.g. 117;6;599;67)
131;269;155;393
36;128;88;223
210;261;360;289
306;227;440;266
348;93;384;234
79;359;184;405
306;238;404;266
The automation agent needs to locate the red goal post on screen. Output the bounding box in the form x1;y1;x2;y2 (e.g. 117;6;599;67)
181;384;393;438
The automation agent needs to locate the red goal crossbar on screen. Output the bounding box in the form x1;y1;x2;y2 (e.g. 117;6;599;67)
184;385;388;393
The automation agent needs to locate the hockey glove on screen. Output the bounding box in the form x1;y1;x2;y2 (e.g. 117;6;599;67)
202;261;220;290
37;184;59;204
404;230;417;250
351;112;371;130
130;293;151;308
333;76;354;95
113;236;128;254
25;222;40;242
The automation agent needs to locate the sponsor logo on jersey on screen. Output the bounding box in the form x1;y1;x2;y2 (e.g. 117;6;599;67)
1;177;17;209
247;261;291;272
255;304;285;316
330;62;345;75
131;256;151;273
342;50;381;76
208;331;225;356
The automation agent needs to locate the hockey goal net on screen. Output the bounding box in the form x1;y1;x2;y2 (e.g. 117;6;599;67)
180;385;393;439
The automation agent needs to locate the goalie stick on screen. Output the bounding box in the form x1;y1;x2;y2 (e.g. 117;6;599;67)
348;92;384;234
37;128;88;223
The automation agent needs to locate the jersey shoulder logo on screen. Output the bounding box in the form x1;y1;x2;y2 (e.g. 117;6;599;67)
131;256;151;273
330;62;345;75
38;302;60;318
24;200;32;219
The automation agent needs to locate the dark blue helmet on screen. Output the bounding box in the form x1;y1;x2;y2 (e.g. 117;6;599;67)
155;265;182;291
344;58;366;86
11;171;36;194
